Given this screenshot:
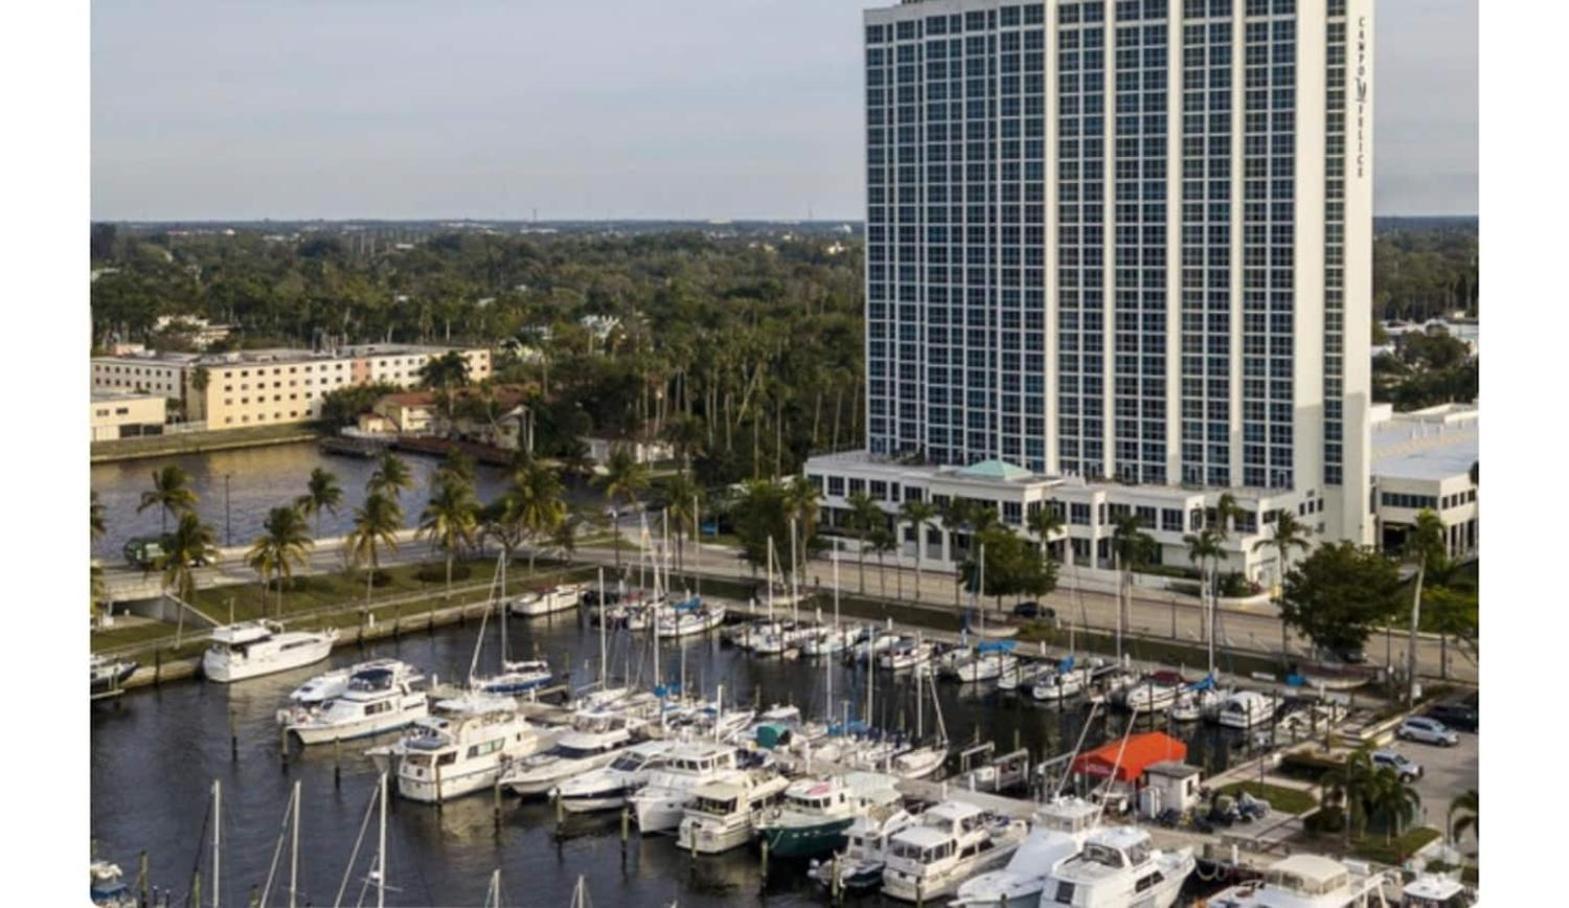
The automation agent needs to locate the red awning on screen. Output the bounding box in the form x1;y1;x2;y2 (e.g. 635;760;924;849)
1072;732;1188;784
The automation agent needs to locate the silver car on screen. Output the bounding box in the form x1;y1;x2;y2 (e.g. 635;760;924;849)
1397;716;1461;747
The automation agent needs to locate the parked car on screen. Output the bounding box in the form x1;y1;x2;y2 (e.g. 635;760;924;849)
1397;716;1460;747
1011;601;1056;624
1424;701;1479;733
1371;750;1424;781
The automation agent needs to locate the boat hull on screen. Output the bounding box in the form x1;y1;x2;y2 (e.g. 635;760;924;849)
882;843;1020;902
677;817;754;854
202;637;334;683
759;817;855;859
290;704;429;745
631;791;689;834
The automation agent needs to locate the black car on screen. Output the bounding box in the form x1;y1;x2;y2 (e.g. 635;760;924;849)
1425;700;1479;732
1011;602;1057;624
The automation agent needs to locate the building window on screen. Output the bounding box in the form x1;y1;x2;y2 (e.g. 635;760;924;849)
828;476;846;496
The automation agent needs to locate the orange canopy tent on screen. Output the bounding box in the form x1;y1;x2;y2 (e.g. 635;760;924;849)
1071;731;1188;784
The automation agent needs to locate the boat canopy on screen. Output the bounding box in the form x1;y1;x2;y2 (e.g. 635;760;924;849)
755;723;794;750
1187;674;1217;692
1071;731;1188;783
673;596;702;612
976;639;1017;653
1057;655;1076;672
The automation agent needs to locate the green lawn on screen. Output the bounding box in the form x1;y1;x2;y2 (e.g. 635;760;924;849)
1348;826;1443;865
1017;623;1284;677
1216;781;1318;815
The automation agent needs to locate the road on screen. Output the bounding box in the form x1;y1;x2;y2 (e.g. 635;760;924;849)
99;518;1477;685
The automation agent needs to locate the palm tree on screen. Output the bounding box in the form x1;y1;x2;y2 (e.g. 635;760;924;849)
295;467;344;539
138;465;197;534
1365;767;1422;846
419;474;480;601
664;470;704;572
346;491;403;612
869;524;896;598
595;445;651;571
246;506;314;617
513;461;567;573
417;350;472;426
1320;748;1379;848
156;512;218;646
1184;528;1224;657
91;492;108;623
549;510;584;562
435;449;477;488
782;476;822;587
899;499;939;603
1403;508;1449;704
368;450;415;501
1110;514;1156;663
845;491;882;594
91;491;106;539
1253;509;1313;658
1449;788;1478;846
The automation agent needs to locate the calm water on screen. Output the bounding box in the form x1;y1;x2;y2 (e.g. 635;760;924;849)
90;443;600;559
90;616;1259;907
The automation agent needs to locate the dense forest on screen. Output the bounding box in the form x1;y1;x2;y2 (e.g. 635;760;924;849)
90;218;1478;482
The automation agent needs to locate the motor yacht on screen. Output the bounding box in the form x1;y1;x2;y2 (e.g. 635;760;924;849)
1402;872;1475;907
654;597;726;638
1032;668;1092;703
881;800;1028;902
802;626;857;657
628;740;747;833
675;770;792;854
378;693;556;802
501;709;642;796
1037;825;1193;907
756;772;903;859
951;796;1100;908
1123;680;1181;713
888;741;948;780
879;638;937;671
508;583;583;617
202;621;338;683
473;659;553;696
90;654;138;697
996;660;1049;693
847;630;903;663
552;740;676;814
949;652;1019;683
1204;854;1394;907
807;805;917;894
1214;690;1278;729
286;657;416;705
281;662;429;745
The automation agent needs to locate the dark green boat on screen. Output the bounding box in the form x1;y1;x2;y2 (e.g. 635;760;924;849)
755;774;905;860
758;814;856;858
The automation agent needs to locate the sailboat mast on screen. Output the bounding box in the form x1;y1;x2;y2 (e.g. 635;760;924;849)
289;780;300;908
766;538;776;622
692;493;702;598
833;550;841;630
916;650;923;740
377;771;388;908
865;623;874;724
788;517;799;624
598;567;608;688
211;779;221;908
500;548;509;665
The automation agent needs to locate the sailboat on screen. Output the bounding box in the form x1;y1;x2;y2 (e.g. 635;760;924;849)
469;552;554;696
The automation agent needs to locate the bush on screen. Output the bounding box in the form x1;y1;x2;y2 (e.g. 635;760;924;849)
1304;805;1345;834
1278;751;1344;782
1218;571;1262;598
415;563;474;583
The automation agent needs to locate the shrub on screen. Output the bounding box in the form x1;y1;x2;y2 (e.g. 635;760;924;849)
1304;805;1345;834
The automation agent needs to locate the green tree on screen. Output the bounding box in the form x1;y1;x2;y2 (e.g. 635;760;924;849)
419;473;480;599
1449;788;1478;845
595;445;651;571
1280;542;1403;656
782;476;822;587
91;491;107;539
663;471;704;572
1184;528;1225;665
368;450;415;501
91;492;108;622
156;512;218;645
295;467;344;539
511;460;567;573
138;465;197;534
1365;767;1422;845
1111;514;1156;661
731;479;791;578
1253;509;1313;658
958;525;1056;611
246;505;313;617
1319;748;1379;847
418;350;472;424
346;491;403;612
1403;508;1449;703
900;499;940;603
845;491;883;594
869;523;897;598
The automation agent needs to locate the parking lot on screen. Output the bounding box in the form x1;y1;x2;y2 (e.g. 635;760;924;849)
1382;723;1479;848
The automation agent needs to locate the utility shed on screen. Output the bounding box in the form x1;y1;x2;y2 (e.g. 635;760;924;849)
1139;761;1203;818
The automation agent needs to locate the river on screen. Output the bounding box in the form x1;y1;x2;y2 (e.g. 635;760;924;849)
90;443;602;561
90;614;1261;907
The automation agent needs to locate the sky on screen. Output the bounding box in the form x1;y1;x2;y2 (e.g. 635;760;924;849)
90;0;1478;221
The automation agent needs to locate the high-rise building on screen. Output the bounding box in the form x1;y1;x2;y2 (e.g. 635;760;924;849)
808;0;1374;580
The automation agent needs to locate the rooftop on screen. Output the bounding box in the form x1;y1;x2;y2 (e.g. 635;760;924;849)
91;389;165;402
1372;405;1479;482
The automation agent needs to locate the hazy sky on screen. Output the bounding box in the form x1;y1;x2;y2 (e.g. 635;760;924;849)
91;0;1477;221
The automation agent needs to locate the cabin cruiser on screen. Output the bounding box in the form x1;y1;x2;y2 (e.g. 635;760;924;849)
1215;690;1278;729
802;626;858;657
881;800;1027;901
848;629;903;663
1123;680;1181;713
655;597;726;638
879;638;937;671
755;772;903;859
948;651;1019;683
888;741;948;780
807;808;918;894
1032;668;1092;703
473;659;552;696
286;657;416;705
951;796;1100;908
501;709;642;796
676;770;792;854
508;583;583;617
202;621;338;683
90;654;138;696
280;663;429;744
629;740;748;833
1204;854;1393;907
552;740;675;813
1402;872;1475;907
1038;825;1193;907
377;693;556;802
996;660;1049;693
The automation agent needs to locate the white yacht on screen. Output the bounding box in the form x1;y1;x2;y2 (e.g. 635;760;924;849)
202;621;338;683
951;652;1019;683
809;804;917;894
552;740;675;813
952;796;1100;908
380;694;556;802
676;770;792;854
474;659;553;696
508;583;583;617
501;709;642;796
802;626;857;657
1215;691;1278;729
888;741;948;780
1402;872;1475;908
654;597;726;638
996;661;1049;693
1037;825;1194;908
1204;854;1393;907
848;630;903;662
286;657;415;705
879;638;936;671
1123;681;1181;713
1032;668;1092;703
629;740;746;833
756;772;904;860
881;801;1028;902
91;654;138;697
281;663;429;745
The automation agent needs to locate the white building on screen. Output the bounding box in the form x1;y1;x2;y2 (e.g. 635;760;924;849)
807;0;1375;579
1371;402;1478;558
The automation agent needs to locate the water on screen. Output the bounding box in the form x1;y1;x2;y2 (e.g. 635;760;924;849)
90;443;599;560
91;616;1258;907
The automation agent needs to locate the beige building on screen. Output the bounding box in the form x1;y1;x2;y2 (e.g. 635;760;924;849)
89;344;492;431
91;390;166;441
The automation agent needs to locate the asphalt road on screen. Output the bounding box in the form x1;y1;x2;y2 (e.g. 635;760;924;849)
1382;722;1480;853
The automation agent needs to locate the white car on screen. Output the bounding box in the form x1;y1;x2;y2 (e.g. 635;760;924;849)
1371;750;1424;781
1397;716;1460;747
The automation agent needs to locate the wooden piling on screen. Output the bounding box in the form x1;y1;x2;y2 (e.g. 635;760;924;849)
759;837;769;888
138;849;149;908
